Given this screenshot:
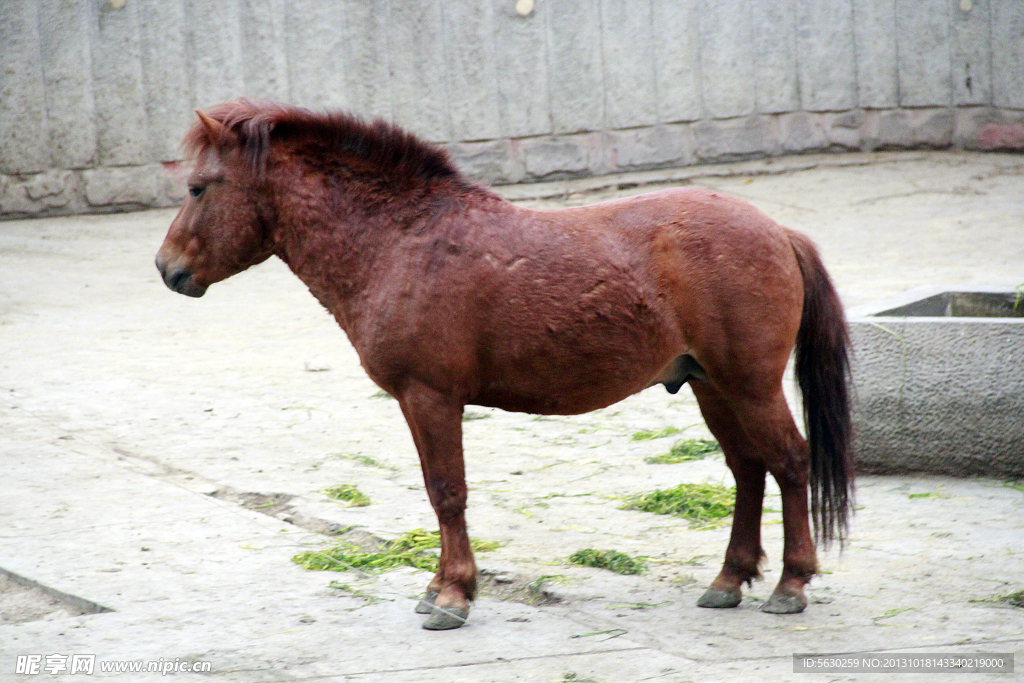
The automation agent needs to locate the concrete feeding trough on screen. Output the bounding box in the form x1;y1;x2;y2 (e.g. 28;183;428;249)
846;285;1024;477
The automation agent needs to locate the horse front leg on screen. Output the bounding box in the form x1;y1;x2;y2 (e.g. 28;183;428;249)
398;384;476;630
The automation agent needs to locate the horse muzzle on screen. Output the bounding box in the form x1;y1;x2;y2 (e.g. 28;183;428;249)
155;257;207;298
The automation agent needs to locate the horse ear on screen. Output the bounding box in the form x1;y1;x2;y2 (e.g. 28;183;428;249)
195;109;226;139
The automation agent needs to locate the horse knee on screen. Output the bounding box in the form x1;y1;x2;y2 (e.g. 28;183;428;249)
427;479;467;520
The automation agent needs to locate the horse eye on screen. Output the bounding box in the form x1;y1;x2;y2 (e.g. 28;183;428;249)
189;186;205;198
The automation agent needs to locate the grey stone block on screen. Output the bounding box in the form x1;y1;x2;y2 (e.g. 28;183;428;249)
285;0;347;110
848;286;1024;477
446;139;523;184
92;0;153;166
753;0;799;114
777;112;828;153
547;0;604;134
0;177;41;216
185;0;245;109
0;0;49;174
138;0;192;162
521;135;593;179
692;116;770;161
342;0;391;120
492;0;551;138
443;0;501;141
600;0;657;130
949;0;992;105
877;108;954;149
23;170;74;205
388;0;451;141
39;0;98;169
956;107;1024;151
822;110;865;150
0;170;77;215
83;165;163;207
896;0;952;107
991;0;1024;109
608;124;694;170
852;0;898;108
797;0;857;111
239;0;290;102
697;0;755;119
652;0;702;123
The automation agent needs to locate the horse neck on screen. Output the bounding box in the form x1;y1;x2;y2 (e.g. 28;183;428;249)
267;169;460;333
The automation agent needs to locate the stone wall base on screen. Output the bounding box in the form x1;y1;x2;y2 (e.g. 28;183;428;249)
3;106;1022;221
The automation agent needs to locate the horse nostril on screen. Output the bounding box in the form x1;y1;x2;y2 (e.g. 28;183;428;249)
166;267;191;292
155;256;168;279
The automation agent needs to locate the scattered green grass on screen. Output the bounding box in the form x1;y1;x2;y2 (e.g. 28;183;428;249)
644;438;721;464
292;529;498;573
323;484;371;507
872;607;913;623
330;453;398;471
605;600;671;610
907;491;948;499
568;549;647;575
462;411;491;422
630;427;682;441
327;581;394;608
621;482;735;524
999;590;1024;608
370;390;394;400
1004;479;1024;493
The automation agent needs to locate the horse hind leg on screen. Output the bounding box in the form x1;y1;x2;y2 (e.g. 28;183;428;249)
690;384;767;608
695;384;817;613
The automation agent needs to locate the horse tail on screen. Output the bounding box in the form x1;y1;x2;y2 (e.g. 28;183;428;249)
788;230;854;548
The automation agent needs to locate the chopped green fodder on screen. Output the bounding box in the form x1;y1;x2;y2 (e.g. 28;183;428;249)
1000;590;1024;608
621;482;735;524
569;549;646;575
323;484;371;507
331;453;398;471
292;529;499;573
907;491;949;499
630;427;682;441
644;438;721;464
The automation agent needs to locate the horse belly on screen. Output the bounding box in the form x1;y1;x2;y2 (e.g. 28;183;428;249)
471;322;679;415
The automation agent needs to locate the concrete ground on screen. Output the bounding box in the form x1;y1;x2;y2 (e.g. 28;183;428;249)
1;151;1022;682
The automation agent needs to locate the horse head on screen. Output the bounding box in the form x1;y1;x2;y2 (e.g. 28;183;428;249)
155;109;274;297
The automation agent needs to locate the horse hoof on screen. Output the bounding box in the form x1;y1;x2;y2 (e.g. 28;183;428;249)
422;606;469;630
415;591;438;614
697;588;741;608
761;593;806;614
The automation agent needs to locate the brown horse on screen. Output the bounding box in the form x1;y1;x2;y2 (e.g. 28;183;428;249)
156;100;853;630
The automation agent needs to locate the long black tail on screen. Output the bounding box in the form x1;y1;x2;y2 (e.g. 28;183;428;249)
789;231;854;547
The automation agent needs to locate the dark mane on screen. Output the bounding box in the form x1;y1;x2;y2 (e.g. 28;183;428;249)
183;99;464;184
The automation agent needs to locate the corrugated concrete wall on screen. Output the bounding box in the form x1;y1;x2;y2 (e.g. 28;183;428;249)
2;0;1024;218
